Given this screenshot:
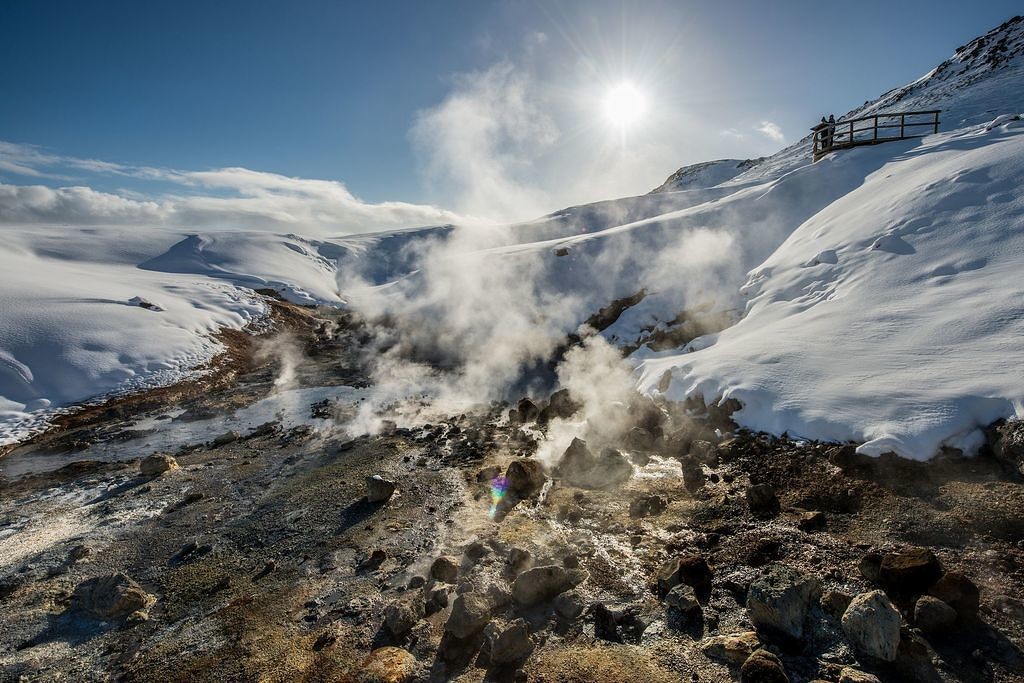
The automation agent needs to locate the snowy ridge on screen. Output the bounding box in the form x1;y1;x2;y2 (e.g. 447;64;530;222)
648;158;763;194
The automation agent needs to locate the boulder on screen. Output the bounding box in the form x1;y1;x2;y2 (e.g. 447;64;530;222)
593;603;650;643
72;573;155;620
990;419;1024;476
516;397;540;423
928;571;980;620
740;649;790;683
914;595;957;633
505;459;546;498
212;430;240;446
841;590;901;662
746;563;820;642
489;618;535;665
425;586;450;615
140;454;178;477
655;554;713;599
858;552;883;582
820;590;854;619
554;591;585;620
689;439;719;466
623;427;656;452
700;631;761;665
384;599;423;637
358;646;417;683
445;592;491;639
542;388;581;422
680;457;706;493
878;548;942;596
555;438;632;489
366;475;397;503
746;484;780;516
511;565;585;606
430;556;460;583
665;584;703;622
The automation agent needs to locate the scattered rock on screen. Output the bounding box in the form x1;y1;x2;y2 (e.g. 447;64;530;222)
746;484;780;516
821;589;853;619
487;582;513;608
740;649;790;682
624;427;656;452
629;494;668;518
689;439;719;466
516;398;539;423
680;457;706;493
914;595;957;633
384;599;423;637
425;586;450;614
838;667;881;683
431;556;460;583
842;590;901;661
212;430;240;447
554;591;585;620
745;538;781;567
555;438;632;489
655;554;713;599
746;563;820;642
128;295;163;311
665;583;703;622
507;547;533;575
489;618;535;665
140;453;178;477
797;510;827;532
878;547;942;596
542;388;581;422
511;565;585;606
593;603;650;643
358;646;417;683
72;573;156;620
858;552;883;582
928;572;980;620
701;631;761;666
445;593;491;639
366;475;397;503
505;459;546;498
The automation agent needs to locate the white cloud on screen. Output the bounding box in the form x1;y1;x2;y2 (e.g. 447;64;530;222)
755;120;785;143
720;128;746;140
0;141;465;234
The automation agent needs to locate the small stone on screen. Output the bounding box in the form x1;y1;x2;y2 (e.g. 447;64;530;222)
593;603;650;643
914;595;957;633
858;552;883;582
489;618;535;665
680;457;706;493
797;511;827;532
842;590;901;662
366;475;397;503
746;563;820;642
212;430;240;446
629;494;668;518
445;592;491;639
139;453;178;477
487;582;513;608
928;572;980;620
740;649;789;683
507;547;533;574
384;599;423;637
516;397;539;423
407;575;426;589
838;668;881;683
701;631;761;666
511;565;585;606
505;459;546;498
358;646;417;683
554;591;585;620
665;584;702;621
430;556;460;583
655;554;713;598
555;437;632;489
878;547;942;596
425;586;449;615
820;589;853;619
72;573;156;620
746;484;780;516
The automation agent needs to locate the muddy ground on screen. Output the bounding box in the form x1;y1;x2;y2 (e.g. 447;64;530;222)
1;300;1022;682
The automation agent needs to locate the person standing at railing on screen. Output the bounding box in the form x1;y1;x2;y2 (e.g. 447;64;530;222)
827;114;836;148
814;116;829;151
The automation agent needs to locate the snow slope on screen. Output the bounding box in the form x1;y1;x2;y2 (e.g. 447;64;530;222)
648;159;763;194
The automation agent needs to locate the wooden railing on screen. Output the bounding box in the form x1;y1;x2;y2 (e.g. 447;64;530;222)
812;110;940;160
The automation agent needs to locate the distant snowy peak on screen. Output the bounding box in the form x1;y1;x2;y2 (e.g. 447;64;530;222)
649;158;764;193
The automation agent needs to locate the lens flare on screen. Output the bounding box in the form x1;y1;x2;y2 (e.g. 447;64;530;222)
488;475;509;519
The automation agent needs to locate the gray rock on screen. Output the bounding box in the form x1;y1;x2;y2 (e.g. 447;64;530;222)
555;438;632;489
511;565;586;606
445;592;491;639
665;583;702;621
489;618;535;665
746;563;820;641
656;554;713;598
841;590;901;661
430;555;460;583
839;668;882;683
72;573;155;620
914;595;957;633
139;453;178;477
366;475;397;503
681;456;706;493
212;430;240;446
928;571;980;620
858;552;883;582
425;586;449;615
554;590;585;620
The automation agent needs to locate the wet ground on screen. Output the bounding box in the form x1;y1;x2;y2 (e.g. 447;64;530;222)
1;298;1022;682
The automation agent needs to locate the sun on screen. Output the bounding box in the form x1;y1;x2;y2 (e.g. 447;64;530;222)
602;82;648;127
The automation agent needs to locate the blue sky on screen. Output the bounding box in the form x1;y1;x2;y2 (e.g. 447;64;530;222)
0;0;1020;228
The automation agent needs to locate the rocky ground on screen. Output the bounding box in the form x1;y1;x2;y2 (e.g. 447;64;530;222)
1;299;1023;682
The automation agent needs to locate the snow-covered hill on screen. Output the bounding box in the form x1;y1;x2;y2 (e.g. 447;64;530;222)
2;15;1024;458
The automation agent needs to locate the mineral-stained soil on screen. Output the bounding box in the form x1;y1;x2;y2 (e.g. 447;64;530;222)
1;302;1022;682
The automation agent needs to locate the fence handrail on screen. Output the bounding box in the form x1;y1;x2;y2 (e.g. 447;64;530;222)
812;110;940;161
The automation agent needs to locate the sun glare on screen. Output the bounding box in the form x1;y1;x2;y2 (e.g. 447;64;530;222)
602;82;648;127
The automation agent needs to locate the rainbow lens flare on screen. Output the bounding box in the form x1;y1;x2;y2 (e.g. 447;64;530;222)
489;475;509;519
